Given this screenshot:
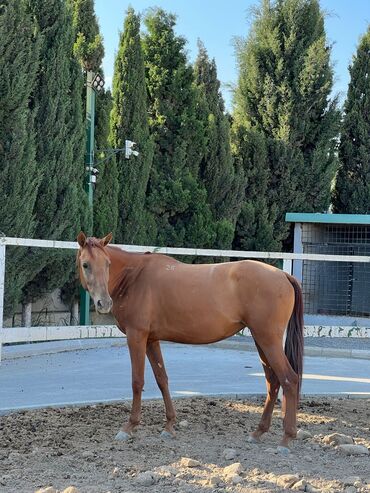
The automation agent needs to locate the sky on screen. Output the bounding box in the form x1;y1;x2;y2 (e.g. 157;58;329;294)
94;0;370;110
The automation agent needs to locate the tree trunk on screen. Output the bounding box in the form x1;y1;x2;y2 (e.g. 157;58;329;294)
21;301;32;327
70;300;79;325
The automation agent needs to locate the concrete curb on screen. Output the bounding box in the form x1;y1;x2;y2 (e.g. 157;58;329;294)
2;336;370;361
212;339;370;360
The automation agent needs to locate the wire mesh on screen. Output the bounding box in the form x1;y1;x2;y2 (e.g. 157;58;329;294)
301;224;370;317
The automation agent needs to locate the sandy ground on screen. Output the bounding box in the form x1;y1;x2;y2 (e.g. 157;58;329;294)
0;397;369;493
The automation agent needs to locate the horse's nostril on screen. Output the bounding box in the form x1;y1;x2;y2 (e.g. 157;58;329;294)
97;300;103;309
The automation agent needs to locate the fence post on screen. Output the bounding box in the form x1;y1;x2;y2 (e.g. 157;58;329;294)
0;243;5;364
283;259;292;275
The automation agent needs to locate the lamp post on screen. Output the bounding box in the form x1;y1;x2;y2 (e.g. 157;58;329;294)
80;70;104;326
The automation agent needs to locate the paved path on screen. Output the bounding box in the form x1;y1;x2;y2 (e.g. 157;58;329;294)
1;341;369;414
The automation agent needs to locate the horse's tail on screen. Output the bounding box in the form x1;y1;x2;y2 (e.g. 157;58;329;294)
284;274;304;397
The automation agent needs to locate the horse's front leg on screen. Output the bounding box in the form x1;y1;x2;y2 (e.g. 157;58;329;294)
115;330;147;441
146;340;176;439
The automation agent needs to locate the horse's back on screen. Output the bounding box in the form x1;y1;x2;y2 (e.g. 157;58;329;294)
138;257;294;343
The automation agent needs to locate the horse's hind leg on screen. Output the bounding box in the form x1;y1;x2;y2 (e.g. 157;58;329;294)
249;342;280;443
146;340;176;439
256;340;299;451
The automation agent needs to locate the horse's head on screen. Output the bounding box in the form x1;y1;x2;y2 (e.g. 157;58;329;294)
77;231;113;314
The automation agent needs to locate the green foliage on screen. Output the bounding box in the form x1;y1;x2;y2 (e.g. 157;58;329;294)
22;0;88;303
0;0;41;315
109;8;154;244
67;0;112;238
93;88;117;239
69;0;104;71
232;127;278;251
234;0;339;249
194;42;244;249
143;8;215;249
332;27;370;213
95;88;112;152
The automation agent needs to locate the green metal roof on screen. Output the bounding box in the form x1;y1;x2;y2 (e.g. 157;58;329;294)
285;213;370;225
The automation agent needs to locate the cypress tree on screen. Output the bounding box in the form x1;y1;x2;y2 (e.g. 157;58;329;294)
68;0;114;237
194;42;244;249
21;0;88;304
332;27;370;213
69;0;104;72
143;8;215;248
0;0;40;315
234;0;339;248
109;8;153;245
232;127;278;251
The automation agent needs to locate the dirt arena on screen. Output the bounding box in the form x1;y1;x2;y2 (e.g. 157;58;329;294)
0;397;369;493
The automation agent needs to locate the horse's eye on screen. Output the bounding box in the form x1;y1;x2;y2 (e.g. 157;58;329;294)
82;262;89;269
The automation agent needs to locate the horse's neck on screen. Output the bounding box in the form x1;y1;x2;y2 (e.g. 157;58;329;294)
107;246;143;298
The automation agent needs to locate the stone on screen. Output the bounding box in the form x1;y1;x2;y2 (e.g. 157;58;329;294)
343;476;362;486
175;472;193;480
111;467;120;477
291;479;307;491
81;450;94;459
297;429;312;440
323;433;353;446
344;487;357;493
306;484;321;493
180;457;201;468
231;475;242;485
179;420;189;428
276;474;300;488
223;462;243;476
35;488;57;493
9;452;22;460
155;465;178;477
338;444;369;456
208;476;222;486
222;448;237;460
61;488;80;493
135;471;156;486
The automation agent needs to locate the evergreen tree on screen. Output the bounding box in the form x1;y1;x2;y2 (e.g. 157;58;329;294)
109;8;153;245
69;0;104;72
332;27;370;213
232;127;278;251
68;0;114;237
234;0;339;248
93;88;117;238
194;42;244;249
143;8;215;248
21;0;88;304
0;0;41;315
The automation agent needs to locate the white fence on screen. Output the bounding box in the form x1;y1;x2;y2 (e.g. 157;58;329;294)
2;236;370;362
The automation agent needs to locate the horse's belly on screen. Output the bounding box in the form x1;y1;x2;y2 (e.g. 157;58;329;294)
153;301;244;344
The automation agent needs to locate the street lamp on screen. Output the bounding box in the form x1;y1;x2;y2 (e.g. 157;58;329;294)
80;70;104;326
92;72;105;92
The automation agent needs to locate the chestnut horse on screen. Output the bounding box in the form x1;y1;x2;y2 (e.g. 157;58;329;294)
77;232;304;453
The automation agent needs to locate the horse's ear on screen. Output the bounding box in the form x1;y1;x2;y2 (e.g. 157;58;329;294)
77;231;87;247
101;232;113;246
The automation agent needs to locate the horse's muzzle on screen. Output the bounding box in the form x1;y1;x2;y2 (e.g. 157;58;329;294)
96;298;113;314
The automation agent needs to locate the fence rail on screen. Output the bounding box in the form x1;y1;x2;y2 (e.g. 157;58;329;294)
1;236;370;363
3;235;370;262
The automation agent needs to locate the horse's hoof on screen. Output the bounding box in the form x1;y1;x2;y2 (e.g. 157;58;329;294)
247;434;260;444
115;430;132;441
277;445;290;455
161;430;175;440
